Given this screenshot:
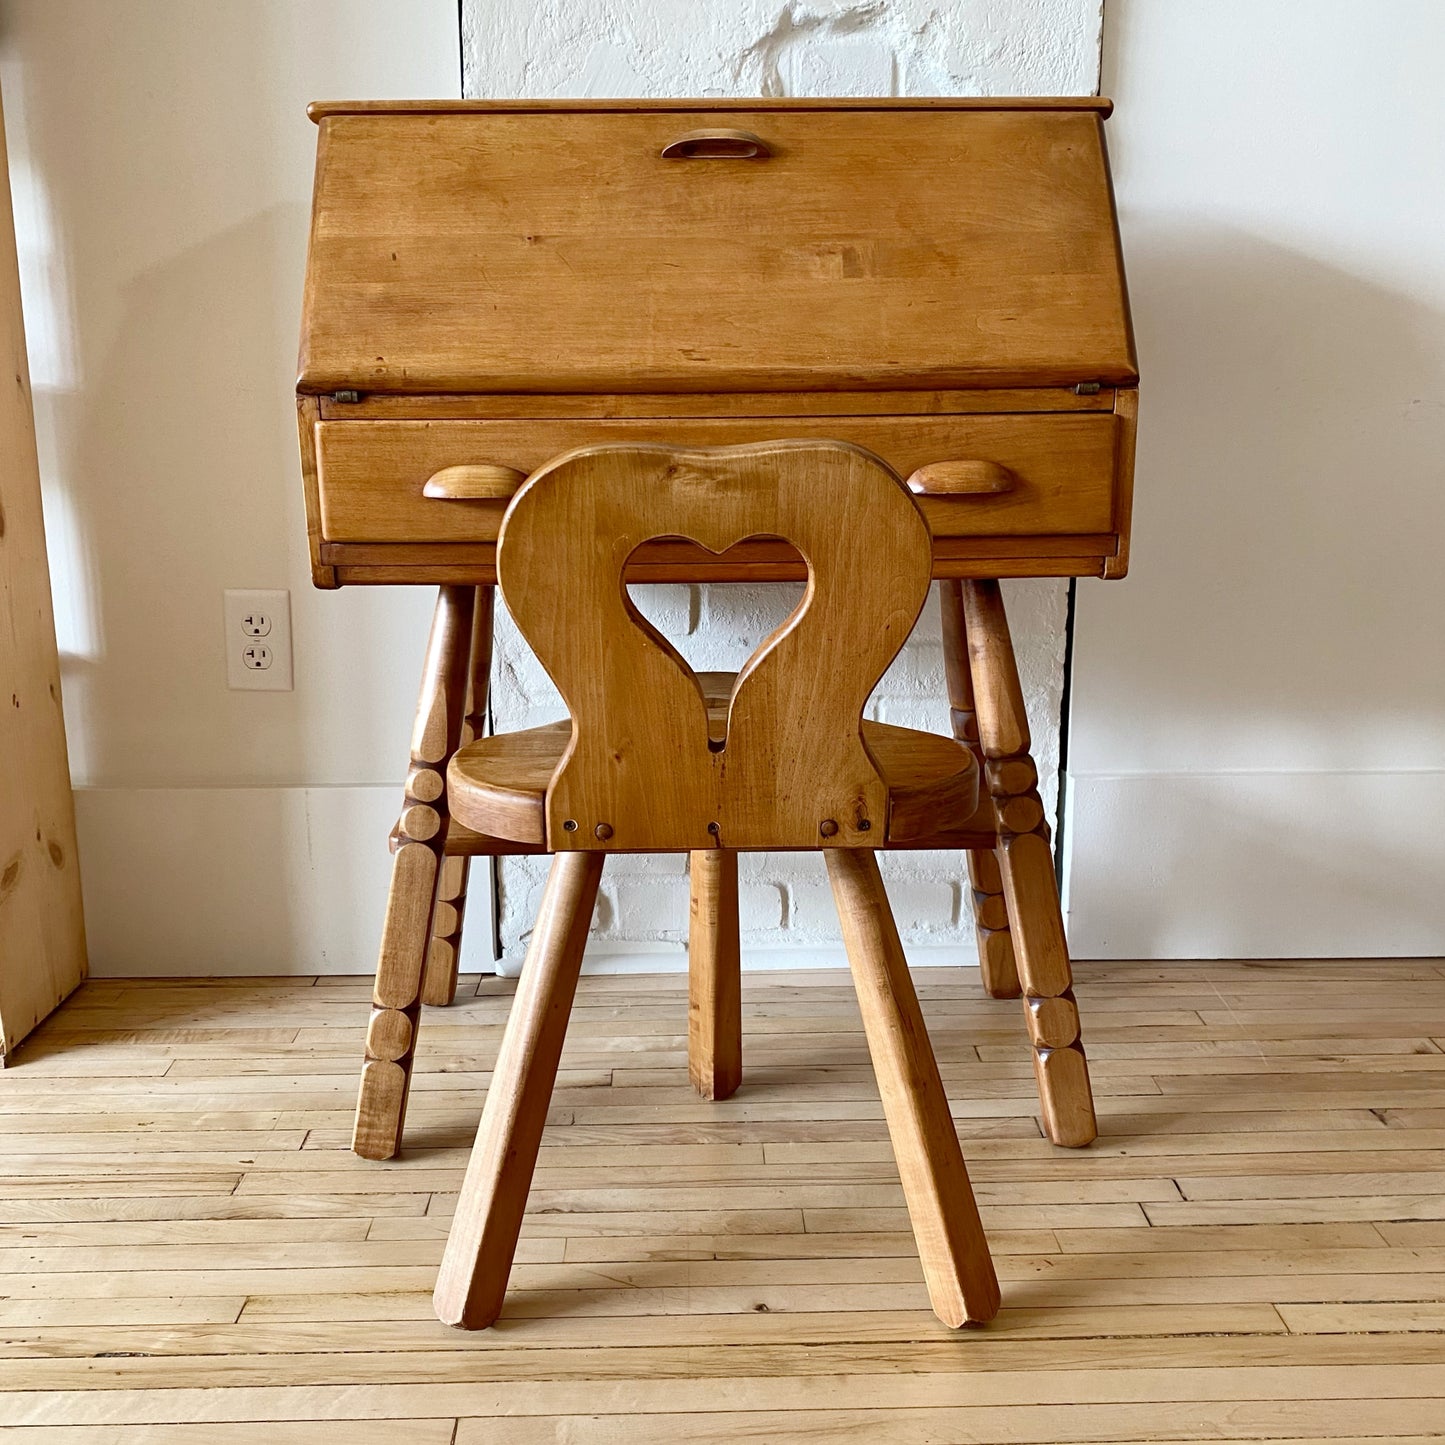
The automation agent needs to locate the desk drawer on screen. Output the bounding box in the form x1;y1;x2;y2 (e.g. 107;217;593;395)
315;414;1120;545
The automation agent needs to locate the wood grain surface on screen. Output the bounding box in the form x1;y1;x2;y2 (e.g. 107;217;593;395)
0;87;87;1057
489;442;937;853
312;414;1120;545
3;958;1444;1437
301;105;1134;395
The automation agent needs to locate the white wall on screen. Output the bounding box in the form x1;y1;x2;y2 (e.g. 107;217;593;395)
1063;0;1445;957
16;0;1436;973
1;0;472;975
461;0;1104;968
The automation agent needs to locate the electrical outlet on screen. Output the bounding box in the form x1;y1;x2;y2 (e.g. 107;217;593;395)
225;589;293;691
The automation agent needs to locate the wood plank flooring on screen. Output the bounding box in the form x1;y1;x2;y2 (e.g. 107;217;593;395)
2;960;1444;1441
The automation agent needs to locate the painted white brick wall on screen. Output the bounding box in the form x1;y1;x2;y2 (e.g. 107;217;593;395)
461;0;1102;964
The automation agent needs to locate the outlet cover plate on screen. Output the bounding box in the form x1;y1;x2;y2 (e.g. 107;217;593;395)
224;589;293;691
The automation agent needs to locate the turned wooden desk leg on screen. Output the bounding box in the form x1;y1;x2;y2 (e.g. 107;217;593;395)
941;581;1021;1000
423;857;470;1010
421;586;495;1009
354;585;476;1161
960;580;1097;1148
826;849;1000;1327
688;848;742;1101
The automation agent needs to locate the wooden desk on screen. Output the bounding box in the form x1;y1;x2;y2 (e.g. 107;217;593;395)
296;98;1138;1158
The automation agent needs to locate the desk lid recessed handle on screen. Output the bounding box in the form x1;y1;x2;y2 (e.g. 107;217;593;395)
422;464;528;500
661;128;772;160
905;460;1017;496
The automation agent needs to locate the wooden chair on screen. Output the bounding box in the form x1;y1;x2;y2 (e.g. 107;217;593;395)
431;440;1007;1330
354;572;1098;1158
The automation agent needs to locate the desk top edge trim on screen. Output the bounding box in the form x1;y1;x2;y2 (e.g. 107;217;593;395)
307;97;1115;122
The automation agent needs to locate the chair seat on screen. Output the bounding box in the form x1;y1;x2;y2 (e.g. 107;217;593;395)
448;673;986;849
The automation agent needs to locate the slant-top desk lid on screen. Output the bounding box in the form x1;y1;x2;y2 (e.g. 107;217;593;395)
297;99;1138;588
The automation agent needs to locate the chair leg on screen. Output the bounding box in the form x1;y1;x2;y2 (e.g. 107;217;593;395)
941;580;1022;999
825;848;1000;1328
961;580;1097;1148
422;586;495;1008
688;849;742;1101
434;850;604;1329
354;585;476;1161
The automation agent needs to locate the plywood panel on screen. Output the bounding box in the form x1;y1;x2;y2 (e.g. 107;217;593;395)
0;88;86;1055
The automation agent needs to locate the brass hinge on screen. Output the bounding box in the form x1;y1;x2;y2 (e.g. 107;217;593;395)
1073;381;1102;396
332;389;363;404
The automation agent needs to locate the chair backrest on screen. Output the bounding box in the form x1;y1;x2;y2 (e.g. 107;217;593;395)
497;441;932;851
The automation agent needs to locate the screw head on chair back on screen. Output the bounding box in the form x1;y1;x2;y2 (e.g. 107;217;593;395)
490;440;937;853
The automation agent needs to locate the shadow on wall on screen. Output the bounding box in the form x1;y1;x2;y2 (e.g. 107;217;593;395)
1085;219;1445;768
42;204;304;754
4;1;440;972
1064;220;1445;959
42;203;435;973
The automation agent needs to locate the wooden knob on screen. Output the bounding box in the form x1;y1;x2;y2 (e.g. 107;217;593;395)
905;460;1017;496
819;819;839;838
422;464;527;500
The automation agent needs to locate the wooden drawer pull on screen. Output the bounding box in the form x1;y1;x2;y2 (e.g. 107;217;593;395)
660;129;772;161
423;464;527;500
906;460;1017;496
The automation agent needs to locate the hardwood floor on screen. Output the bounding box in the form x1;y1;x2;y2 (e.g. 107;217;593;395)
2;959;1444;1441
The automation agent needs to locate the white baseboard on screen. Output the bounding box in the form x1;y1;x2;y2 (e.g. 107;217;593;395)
73;786;496;977
72;788;977;980
1062;769;1445;959
77;770;1444;975
497;943;976;976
